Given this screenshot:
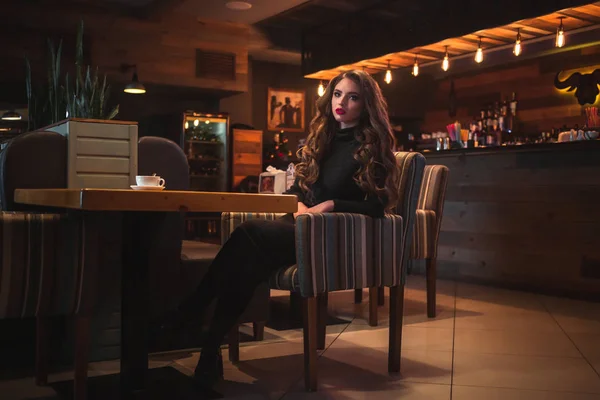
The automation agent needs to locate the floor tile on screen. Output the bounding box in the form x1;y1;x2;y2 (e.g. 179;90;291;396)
539;296;600;334
452;385;600;400
569;333;600;374
337;325;454;352
321;342;453;385
283;381;451;399
454;328;581;357
453;352;600;393
0;377;58;400
454;310;562;332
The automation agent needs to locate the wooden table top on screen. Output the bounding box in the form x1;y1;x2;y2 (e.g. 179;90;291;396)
14;188;298;213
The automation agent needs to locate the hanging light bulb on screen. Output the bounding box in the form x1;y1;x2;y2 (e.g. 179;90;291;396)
317;80;325;97
384;60;392;84
193;119;199;127
475;37;483;63
184;121;189;129
412;54;419;77
556;17;566;48
442;46;449;71
514;28;522;56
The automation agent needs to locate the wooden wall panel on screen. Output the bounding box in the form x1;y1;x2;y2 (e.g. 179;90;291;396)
232;129;263;188
424;142;600;299
0;3;251;93
423;45;600;133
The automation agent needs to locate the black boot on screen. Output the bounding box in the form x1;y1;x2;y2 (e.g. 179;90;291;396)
193;348;224;398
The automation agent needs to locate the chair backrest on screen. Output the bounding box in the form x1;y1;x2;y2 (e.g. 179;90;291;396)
137;136;189;315
418;165;449;213
0;131;67;211
416;164;449;259
393;151;426;276
0;132;88;319
138;136;190;190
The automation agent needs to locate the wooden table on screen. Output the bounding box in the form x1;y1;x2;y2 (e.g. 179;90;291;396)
14;188;297;213
15;188;297;396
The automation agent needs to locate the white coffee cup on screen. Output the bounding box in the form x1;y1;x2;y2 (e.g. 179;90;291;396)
136;175;165;187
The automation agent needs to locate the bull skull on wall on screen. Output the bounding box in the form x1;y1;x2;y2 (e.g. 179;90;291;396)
554;69;600;106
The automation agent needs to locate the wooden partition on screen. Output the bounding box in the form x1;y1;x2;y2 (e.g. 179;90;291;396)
424;141;600;300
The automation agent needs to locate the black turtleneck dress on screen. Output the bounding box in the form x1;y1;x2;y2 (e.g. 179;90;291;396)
285;126;386;218
190;126;387;355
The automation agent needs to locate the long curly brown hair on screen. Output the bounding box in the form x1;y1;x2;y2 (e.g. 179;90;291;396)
295;70;398;211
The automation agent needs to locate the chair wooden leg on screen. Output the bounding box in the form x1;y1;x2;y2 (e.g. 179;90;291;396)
253;321;265;341
426;258;437;318
302;296;318;391
317;293;328;350
74;315;91;400
228;324;240;363
368;288;378;327
354;288;363;304
290;292;302;321
388;284;405;374
377;287;385;306
35;316;49;386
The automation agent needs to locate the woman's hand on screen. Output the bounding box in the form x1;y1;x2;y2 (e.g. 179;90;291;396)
306;200;334;214
293;202;309;219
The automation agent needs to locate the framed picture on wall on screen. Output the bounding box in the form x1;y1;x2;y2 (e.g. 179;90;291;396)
267;87;305;132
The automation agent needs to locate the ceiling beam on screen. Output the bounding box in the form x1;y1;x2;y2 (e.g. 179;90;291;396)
301;0;595;75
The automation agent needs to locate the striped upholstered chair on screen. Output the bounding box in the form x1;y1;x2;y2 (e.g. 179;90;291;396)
0;131;89;400
359;164;450;322
223;151;425;391
409;165;449;317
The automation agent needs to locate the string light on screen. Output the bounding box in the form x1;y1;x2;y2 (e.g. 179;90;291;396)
384;60;392;84
556;17;566;48
412;54;419;77
514;28;522;56
442;46;449;71
475;37;483;63
317;80;325;97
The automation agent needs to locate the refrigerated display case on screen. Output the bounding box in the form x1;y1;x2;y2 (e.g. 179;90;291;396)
181;111;230;193
180;112;230;243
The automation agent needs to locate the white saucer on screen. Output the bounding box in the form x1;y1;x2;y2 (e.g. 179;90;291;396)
130;185;165;191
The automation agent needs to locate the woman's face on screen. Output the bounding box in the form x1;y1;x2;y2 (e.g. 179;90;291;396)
331;77;364;129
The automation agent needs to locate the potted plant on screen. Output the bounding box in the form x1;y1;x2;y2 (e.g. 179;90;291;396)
25;20;138;189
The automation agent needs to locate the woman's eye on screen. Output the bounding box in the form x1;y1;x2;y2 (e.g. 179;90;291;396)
350;95;358;101
333;92;340;97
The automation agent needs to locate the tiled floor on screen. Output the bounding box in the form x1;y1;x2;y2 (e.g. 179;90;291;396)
2;276;600;399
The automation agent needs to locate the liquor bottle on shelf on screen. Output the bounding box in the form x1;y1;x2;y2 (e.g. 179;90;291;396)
509;92;518;117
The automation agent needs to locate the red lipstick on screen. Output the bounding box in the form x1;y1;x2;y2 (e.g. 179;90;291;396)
335;108;346;115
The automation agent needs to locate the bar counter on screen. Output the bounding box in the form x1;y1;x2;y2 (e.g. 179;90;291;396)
421;139;600;300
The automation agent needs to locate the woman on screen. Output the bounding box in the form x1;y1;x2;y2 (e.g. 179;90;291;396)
175;69;399;391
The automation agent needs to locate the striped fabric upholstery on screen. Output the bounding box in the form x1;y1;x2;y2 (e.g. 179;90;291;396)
410;165;449;259
0;212;84;319
411;210;436;259
373;214;404;287
385;152;426;284
294;213;375;297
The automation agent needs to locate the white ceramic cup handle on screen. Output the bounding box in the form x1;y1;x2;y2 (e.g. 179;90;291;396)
158;178;165;187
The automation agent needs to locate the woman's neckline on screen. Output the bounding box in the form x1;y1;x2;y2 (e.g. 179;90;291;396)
336;125;357;140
